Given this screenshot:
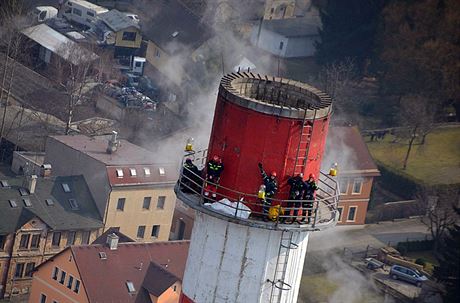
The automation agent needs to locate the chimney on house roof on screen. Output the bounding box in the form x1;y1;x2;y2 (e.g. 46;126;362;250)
106;233;119;250
25;175;38;194
106;131;119;154
41;164;52;178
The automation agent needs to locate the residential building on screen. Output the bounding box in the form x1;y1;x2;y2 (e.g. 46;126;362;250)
0;166;102;299
97;9;142;55
263;0;319;20
323;126;380;225
29;235;189;303
142;0;211;86
22;23;98;66
251;16;322;57
44;133;177;241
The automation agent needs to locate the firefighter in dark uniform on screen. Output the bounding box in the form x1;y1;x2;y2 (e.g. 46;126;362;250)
206;155;224;183
301;173;319;223
287;173;306;223
258;163;278;218
181;158;201;193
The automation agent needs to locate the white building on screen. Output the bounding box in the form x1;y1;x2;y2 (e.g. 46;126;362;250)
251;17;321;58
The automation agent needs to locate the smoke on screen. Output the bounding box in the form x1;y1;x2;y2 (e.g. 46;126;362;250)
130;0;282;165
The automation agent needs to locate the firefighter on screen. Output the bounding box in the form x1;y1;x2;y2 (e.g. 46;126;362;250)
204;155;224;201
181;158;201;193
258;163;278;219
206;155;224;183
287;173;306;223
301;173;319;223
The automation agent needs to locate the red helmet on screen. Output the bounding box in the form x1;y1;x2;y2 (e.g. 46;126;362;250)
309;173;315;179
213;155;219;161
271;171;277;177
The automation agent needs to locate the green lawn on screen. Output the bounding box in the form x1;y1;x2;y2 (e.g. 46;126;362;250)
367;126;460;185
299;274;385;303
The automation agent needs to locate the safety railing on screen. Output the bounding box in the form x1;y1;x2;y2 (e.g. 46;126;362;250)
175;156;340;230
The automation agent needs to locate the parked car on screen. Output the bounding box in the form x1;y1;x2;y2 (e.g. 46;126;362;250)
390;265;428;287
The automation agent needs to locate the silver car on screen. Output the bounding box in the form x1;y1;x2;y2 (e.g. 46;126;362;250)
390;265;428;287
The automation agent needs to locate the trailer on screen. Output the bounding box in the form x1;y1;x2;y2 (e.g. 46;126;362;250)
62;0;108;28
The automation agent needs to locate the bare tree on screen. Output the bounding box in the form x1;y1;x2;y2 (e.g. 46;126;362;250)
417;187;460;253
0;0;31;144
51;42;97;134
398;95;436;169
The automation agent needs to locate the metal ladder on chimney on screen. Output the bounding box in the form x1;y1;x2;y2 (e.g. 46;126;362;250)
268;231;298;303
293;109;317;176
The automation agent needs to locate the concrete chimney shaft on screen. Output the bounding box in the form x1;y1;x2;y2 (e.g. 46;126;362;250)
106;233;119;250
28;175;38;194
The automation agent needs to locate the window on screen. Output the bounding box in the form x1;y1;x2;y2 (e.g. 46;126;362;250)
87;11;94;17
52;267;59;280
347;206;357;222
45;198;54;206
173;285;177;292
151;225;160;238
68;199;79;210
137;226;145;238
157;196;165;209
30;234;40;249
25;262;35;277
135;61;142;67
116;169;124;177
279;41;284;50
126;281;136;293
81;231;90;245
339;179;348;195
1;180;10;187
143;167;151;176
19;234;30;249
0;235;5;250
40;294;47;303
19;187;29;196
67;231;76;246
15;263;24;278
72;8;82;16
155;49;160;58
67;275;74;289
159;167;165;176
9;199;17;208
142;197;151;210
59;270;66;284
117;198;125;211
62;183;71;193
74;280;80;293
122;32;136;41
22;197;32;207
337;207;343;222
129;168;137;176
352;179;363;194
52;232;61;247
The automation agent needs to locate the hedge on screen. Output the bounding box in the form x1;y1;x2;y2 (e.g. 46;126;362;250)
397;239;434;254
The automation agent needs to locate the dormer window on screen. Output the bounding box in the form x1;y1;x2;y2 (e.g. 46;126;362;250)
69;199;79;210
62;183;71;193
116;169;124;178
143;167;151;176
129;168;137;176
126;281;136;293
19;188;29;196
23;198;32;207
159;167;165;176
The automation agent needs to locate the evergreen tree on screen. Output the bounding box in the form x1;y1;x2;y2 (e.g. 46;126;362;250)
315;0;384;72
434;207;460;303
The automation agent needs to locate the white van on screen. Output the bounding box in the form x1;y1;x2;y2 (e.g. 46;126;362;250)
63;0;108;28
32;6;58;23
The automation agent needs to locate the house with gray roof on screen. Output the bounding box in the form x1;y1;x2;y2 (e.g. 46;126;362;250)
251;16;322;57
0;165;102;299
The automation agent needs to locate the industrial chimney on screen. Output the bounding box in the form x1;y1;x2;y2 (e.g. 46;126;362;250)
106;131;119;154
176;73;339;303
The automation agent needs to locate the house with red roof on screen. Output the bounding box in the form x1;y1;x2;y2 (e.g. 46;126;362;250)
28;234;189;303
323;126;380;225
44;133;178;241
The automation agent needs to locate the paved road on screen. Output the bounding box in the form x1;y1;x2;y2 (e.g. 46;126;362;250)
309;218;431;252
